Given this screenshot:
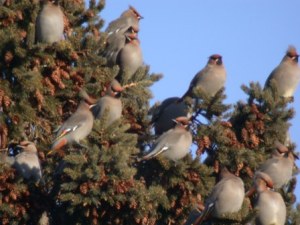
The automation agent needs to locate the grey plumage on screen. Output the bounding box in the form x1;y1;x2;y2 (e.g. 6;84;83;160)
206;168;244;217
192;167;245;225
150;97;189;135
91;79;123;127
181;54;226;100
4;141;42;182
264;46;300;97
36;0;64;44
257;141;295;189
50;101;94;153
104;26;139;66
105;6;142;34
141;117;192;161
251;172;286;225
116;32;143;81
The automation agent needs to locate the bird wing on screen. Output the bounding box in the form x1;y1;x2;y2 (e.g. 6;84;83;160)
150;97;179;123
142;129;184;160
259;157;280;172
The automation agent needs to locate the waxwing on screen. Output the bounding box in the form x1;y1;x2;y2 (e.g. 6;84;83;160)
4;141;43;183
105;6;143;34
257;141;296;189
50;100;94;154
264;46;300;98
36;0;64;44
246;172;286;225
140;117;192;161
90;79;123;127
150;97;190;135
192;167;245;225
116;32;143;81
181;54;226;101
104;26;139;66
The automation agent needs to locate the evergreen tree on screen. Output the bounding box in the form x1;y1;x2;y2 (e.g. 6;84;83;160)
0;1;298;225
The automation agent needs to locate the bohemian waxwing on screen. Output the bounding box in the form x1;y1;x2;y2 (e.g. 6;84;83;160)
5;141;43;183
50;100;94;154
180;54;226;101
150;97;190;135
192;167;245;225
257;141;296;189
116;31;143;81
90;79;123;127
104;26;139;66
264;46;300;98
105;6;143;34
247;172;286;225
140;117;192;161
36;0;64;44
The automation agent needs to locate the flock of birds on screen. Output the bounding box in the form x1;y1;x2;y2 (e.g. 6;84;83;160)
1;1;300;224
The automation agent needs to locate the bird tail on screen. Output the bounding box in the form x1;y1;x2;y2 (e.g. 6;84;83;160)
192;203;214;225
139;146;169;161
47;138;67;156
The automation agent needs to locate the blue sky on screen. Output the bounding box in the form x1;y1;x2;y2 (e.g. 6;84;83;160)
100;1;300;200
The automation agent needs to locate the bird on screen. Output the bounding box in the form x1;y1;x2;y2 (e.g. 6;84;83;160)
246;172;286;225
105;5;143;35
116;31;143;81
180;54;226;101
3;141;43;183
257;141;296;189
150;97;190;135
49;100;94;155
104;25;139;67
36;0;64;44
192;167;245;225
140;116;192;161
264;46;300;98
90;79;123;127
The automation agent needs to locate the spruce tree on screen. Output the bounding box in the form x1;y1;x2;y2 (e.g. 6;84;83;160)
0;1;299;225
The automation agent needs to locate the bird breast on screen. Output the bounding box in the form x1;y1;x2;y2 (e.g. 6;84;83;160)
161;130;192;161
211;177;244;216
37;5;64;43
256;191;286;225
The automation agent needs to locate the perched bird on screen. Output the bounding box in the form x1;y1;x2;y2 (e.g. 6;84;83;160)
116;31;143;81
247;172;286;225
180;54;226;100
36;0;64;44
140;117;192;161
257;141;296;189
4;141;43;183
264;46;300;98
90;79;123;127
150;97;190;135
192;167;245;225
104;26;139;66
105;6;143;34
50;100;94;154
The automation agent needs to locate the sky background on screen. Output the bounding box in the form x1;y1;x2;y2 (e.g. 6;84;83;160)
99;1;300;201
